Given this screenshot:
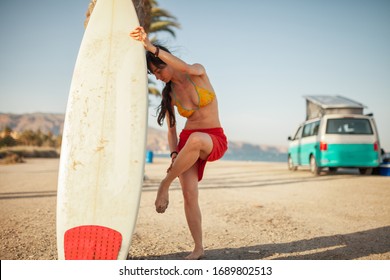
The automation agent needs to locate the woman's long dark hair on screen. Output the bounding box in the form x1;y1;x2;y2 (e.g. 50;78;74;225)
146;45;176;128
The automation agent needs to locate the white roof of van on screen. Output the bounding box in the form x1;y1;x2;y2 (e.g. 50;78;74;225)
304;95;366;109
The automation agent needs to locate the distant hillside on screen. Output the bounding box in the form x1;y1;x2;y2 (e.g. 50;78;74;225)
224;141;287;162
0;113;287;162
0;113;64;135
0;112;168;153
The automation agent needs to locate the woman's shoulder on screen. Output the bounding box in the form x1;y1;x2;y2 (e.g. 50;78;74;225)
187;63;206;76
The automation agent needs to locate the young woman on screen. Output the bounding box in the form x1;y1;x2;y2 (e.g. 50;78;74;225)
130;26;228;260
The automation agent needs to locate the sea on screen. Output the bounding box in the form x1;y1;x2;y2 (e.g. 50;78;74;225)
151;152;288;163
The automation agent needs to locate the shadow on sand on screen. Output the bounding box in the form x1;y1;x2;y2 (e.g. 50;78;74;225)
0;191;57;200
129;226;390;260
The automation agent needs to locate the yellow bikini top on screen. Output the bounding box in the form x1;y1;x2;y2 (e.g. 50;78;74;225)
172;76;216;118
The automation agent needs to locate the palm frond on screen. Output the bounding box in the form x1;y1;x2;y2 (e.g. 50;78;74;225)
151;7;177;20
147;78;161;96
150;22;180;37
148;87;161;96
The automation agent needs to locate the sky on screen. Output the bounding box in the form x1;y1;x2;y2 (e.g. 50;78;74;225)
0;0;389;150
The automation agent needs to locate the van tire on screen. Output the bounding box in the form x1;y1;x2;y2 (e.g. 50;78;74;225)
310;155;321;176
359;168;373;175
328;167;338;174
288;155;297;171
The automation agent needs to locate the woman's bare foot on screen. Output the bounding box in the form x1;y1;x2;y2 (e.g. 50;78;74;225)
185;248;205;260
155;180;170;213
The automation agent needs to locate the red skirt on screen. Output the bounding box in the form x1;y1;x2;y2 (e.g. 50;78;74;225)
177;127;228;181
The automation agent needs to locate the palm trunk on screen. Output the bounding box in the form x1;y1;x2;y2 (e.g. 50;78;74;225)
84;0;152;32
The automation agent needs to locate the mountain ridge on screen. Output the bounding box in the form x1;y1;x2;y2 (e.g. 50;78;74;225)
0;113;287;161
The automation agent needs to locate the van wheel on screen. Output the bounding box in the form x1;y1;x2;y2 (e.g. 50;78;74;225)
328;167;338;174
310;155;321;176
288;155;297;171
359;168;373;175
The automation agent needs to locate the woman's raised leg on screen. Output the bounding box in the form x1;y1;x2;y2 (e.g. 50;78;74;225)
155;132;213;213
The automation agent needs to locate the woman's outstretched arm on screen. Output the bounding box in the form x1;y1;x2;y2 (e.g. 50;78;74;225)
130;26;205;76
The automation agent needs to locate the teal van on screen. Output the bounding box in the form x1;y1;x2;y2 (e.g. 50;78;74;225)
288;96;381;175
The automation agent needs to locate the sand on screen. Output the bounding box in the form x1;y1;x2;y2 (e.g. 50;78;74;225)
0;158;389;260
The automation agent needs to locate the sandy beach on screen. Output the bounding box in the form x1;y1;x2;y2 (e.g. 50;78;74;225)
0;158;389;260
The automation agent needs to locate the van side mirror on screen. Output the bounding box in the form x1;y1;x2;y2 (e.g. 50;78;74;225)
288;136;292;141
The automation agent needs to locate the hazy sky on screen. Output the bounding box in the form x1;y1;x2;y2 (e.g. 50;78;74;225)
1;0;389;150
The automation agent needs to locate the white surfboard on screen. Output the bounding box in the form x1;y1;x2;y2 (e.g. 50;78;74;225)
56;0;147;260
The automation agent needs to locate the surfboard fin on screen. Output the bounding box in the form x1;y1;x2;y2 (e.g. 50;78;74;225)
64;225;122;260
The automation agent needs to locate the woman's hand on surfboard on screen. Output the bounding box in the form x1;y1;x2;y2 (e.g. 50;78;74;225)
129;26;152;50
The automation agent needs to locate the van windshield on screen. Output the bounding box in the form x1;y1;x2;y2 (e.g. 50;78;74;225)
326;118;373;135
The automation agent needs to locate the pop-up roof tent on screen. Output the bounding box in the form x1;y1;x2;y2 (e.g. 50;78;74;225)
304;95;366;120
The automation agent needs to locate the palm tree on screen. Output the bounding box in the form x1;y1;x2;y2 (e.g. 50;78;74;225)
149;0;180;38
147;1;180;96
84;0;180;96
84;0;179;38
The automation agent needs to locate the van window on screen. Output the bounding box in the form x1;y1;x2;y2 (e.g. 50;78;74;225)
326;118;373;135
293;126;303;140
302;121;320;137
